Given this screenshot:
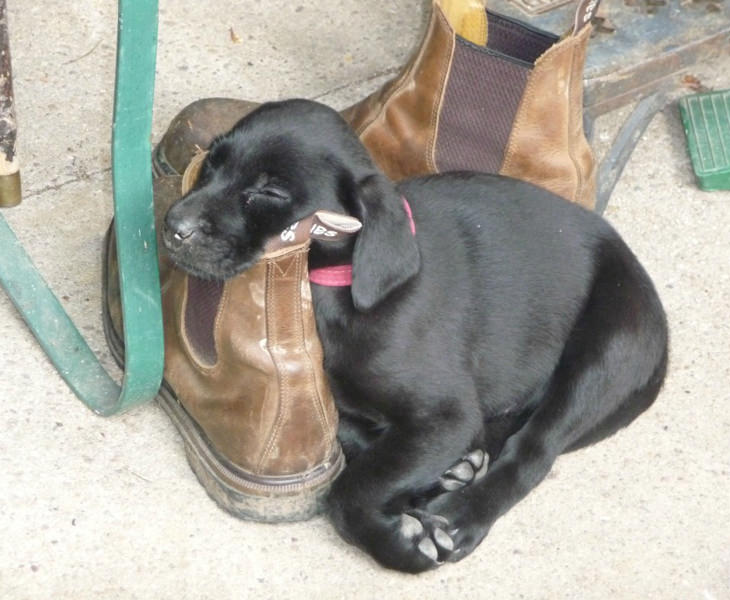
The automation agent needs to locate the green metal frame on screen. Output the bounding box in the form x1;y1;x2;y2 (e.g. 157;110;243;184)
0;0;163;415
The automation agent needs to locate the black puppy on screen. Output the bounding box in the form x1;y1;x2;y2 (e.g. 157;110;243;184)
162;99;668;573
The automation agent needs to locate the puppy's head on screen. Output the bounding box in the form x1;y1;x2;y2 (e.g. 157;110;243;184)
163;98;419;310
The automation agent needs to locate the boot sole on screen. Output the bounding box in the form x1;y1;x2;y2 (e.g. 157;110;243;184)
102;226;345;523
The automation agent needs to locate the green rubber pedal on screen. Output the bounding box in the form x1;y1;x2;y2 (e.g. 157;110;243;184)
679;89;730;192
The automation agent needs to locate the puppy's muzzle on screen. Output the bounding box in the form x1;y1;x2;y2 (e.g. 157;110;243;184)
163;213;198;251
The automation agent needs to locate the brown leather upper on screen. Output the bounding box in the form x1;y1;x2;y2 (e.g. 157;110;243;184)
343;0;596;208
500;25;596;208
341;1;455;180
157;98;259;175
108;173;339;478
162;245;338;476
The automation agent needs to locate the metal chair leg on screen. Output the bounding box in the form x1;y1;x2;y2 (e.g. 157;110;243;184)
0;0;164;415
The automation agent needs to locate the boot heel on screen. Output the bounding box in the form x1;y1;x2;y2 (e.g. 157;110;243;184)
160;388;345;523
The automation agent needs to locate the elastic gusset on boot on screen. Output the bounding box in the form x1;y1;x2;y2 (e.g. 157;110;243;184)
435;37;534;174
183;276;224;367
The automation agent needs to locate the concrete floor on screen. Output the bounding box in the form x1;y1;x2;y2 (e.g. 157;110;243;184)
2;1;729;598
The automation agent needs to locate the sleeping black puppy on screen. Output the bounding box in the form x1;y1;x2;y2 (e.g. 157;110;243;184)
162;98;668;573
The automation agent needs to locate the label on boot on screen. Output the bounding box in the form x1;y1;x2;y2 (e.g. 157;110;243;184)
264;211;362;254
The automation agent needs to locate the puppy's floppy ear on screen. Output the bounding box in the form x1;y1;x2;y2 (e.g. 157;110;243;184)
350;175;420;312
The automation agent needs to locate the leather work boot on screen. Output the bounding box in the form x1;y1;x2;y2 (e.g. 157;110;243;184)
151;0;598;208
103;154;360;522
345;0;598;208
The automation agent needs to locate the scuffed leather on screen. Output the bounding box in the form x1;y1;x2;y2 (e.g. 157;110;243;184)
163;246;338;476
157;98;259;175
500;25;596;209
107;175;339;478
341;1;455;180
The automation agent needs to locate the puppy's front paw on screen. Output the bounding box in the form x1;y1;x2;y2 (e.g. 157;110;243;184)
328;495;453;572
422;485;492;563
399;510;456;564
439;449;489;492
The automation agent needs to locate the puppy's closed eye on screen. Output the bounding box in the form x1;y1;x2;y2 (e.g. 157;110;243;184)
243;185;290;205
243;173;291;206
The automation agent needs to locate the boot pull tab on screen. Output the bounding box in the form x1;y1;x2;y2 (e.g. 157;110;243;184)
310;211;363;241
573;0;601;34
264;211;362;254
438;0;488;46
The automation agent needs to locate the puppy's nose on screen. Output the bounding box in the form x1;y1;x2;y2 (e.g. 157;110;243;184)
164;214;198;250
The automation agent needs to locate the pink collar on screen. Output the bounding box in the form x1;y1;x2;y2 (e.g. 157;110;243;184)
309;197;415;287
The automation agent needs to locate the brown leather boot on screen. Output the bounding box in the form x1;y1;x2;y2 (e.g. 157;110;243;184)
152;0;598;208
103;155;361;522
343;0;598;207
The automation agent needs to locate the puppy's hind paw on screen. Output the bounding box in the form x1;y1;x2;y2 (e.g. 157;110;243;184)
439;449;489;491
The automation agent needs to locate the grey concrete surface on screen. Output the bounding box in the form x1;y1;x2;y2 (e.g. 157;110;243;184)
1;1;729;598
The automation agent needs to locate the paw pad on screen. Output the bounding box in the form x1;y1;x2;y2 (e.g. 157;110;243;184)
400;510;455;564
439;449;489;491
399;513;424;539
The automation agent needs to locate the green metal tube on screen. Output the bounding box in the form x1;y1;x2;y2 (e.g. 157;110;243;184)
0;0;163;415
109;0;164;413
